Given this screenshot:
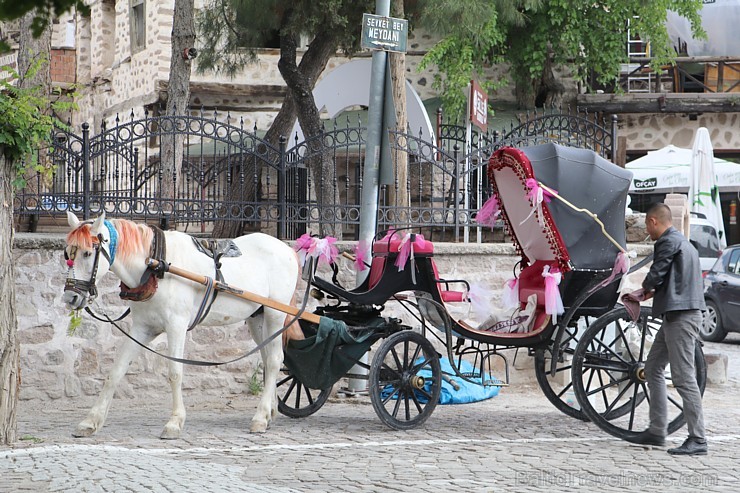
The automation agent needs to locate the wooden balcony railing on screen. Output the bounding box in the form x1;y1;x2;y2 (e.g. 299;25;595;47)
618;56;740;94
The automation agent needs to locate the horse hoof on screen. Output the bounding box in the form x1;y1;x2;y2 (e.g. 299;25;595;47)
249;421;268;433
72;425;96;438
160;427;181;440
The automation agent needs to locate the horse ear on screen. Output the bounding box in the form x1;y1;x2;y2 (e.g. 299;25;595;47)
67;211;81;228
90;212;106;235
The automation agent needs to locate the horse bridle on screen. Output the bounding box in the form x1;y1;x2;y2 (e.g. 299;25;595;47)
64;225;115;303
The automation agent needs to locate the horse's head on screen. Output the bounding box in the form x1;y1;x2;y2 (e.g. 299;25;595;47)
62;211;118;309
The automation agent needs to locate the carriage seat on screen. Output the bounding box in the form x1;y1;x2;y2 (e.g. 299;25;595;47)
365;236;467;303
517;259;558;309
488;259;556;334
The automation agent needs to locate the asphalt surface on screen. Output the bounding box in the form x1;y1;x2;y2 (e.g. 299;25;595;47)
3;334;740;493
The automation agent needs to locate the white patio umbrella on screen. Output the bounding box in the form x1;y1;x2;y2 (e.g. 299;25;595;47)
626;145;740;193
689;127;727;248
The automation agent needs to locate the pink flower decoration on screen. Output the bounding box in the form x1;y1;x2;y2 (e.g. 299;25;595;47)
475;195;500;229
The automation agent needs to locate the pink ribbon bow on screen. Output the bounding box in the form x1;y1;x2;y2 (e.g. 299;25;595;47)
395;233;426;272
598;251;633;289
294;234;338;267
310;237;338;267
521;178;557;225
542;265;564;323
475;195;500;229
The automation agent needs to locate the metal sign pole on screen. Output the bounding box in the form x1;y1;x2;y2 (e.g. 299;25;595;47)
348;0;392;394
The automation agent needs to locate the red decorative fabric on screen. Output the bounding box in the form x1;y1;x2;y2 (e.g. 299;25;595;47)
488;147;571;273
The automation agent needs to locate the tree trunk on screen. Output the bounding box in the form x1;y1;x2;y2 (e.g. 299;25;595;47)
388;0;409;223
212;25;336;239
279;34;338;238
0;9;52;445
0;152;20;445
160;0;195;223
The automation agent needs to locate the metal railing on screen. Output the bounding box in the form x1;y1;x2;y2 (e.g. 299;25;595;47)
13;107;615;242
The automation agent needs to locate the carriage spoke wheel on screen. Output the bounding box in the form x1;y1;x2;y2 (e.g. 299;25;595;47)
535;321;589;421
276;369;331;418
572;306;706;441
369;331;441;430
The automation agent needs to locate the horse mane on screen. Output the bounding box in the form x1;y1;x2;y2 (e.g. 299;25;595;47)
67;218;153;261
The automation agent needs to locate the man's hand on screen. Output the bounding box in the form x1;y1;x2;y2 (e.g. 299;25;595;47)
641;290;654;301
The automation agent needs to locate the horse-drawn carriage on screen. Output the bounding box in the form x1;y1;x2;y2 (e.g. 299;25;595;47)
62;143;705;442
275;143;706;440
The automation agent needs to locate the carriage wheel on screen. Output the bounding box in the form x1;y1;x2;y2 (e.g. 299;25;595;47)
571;306;706;441
369;331;441;430
535;316;644;422
534;321;589;421
276;369;332;419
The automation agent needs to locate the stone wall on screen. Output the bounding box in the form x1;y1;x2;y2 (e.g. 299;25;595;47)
12;233;652;404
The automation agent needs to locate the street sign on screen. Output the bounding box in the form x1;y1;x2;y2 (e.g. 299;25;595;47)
469;79;488;132
361;13;408;53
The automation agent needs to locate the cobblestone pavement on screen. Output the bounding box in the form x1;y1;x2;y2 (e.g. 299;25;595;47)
4;335;740;493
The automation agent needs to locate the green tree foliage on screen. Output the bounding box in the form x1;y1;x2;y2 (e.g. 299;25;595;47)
0;61;73;186
196;0;373;77
0;0;88;39
419;0;706;113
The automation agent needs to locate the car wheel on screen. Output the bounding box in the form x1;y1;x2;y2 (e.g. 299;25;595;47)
700;300;727;342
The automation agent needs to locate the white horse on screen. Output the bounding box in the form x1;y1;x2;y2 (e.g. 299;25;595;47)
62;211;299;438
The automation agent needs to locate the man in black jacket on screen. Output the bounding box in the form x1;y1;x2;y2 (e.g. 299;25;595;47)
626;203;707;455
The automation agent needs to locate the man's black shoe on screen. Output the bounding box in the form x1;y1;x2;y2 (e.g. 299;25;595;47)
667;437;708;456
626;430;666;446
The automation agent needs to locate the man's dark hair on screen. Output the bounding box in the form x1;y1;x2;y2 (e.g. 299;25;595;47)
646;203;673;224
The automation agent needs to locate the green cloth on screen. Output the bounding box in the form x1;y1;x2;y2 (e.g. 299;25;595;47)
283;316;381;390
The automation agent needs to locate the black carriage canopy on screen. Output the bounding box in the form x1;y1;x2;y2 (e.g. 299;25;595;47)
489;143;633;272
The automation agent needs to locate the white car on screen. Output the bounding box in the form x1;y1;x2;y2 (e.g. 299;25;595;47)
689;214;722;272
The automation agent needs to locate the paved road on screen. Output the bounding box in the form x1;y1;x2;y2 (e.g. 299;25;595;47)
4;369;740;493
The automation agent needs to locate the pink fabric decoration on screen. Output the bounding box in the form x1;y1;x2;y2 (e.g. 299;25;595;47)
501;277;520;309
353;240;369;272
310;236;339;267
542;265;564;323
521;178;558;225
475;195;500;229
468;284;493;320
598;251;633;289
293;234;338;267
66;259;74;267
394;233;426;271
380;229;398;243
294;233;315;266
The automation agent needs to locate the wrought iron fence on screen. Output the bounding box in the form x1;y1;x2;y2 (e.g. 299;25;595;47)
13;107;615;242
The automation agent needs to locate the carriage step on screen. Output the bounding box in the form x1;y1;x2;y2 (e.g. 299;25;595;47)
459;373;509;387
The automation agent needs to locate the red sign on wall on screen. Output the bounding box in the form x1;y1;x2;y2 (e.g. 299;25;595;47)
469;79;488;132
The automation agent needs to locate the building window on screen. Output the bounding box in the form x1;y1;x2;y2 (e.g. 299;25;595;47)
130;0;146;53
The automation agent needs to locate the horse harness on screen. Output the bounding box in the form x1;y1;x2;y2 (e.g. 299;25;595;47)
67;223;307;367
64;220;119;302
